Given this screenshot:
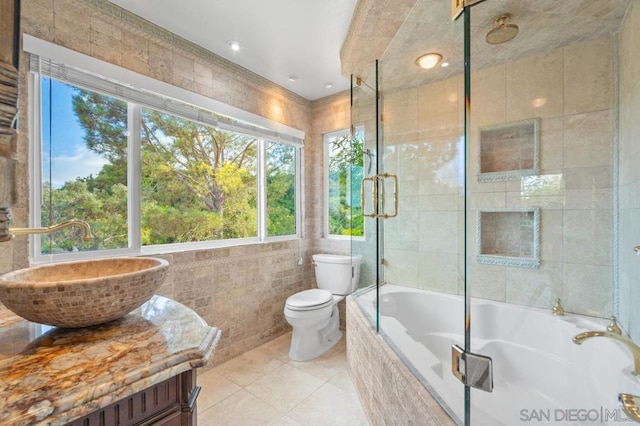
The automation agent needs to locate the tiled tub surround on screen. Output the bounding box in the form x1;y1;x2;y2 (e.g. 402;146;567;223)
0;295;220;425
381;35;616;317
346;296;454;426
350;286;640;426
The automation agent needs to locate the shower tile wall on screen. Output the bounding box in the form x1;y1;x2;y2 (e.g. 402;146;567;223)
618;0;640;341
383;36;615;318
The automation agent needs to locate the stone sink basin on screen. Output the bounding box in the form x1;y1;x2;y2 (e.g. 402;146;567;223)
0;257;169;328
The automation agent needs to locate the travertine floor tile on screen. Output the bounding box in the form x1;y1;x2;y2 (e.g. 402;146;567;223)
198;389;283;426
214;347;283;387
327;366;358;394
285;336;347;379
272;415;303;425
257;333;292;363
245;363;324;412
287;382;368;426
197;332;367;425
197;370;241;411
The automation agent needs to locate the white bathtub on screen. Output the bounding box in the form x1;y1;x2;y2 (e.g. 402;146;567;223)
356;285;640;425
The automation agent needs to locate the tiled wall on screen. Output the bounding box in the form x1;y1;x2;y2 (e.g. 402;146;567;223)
381;36;616;318
8;0;349;364
618;1;640;341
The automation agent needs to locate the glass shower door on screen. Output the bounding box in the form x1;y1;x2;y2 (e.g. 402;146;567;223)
350;70;382;329
462;1;630;424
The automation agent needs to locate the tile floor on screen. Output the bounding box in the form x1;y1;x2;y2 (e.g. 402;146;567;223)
197;332;368;426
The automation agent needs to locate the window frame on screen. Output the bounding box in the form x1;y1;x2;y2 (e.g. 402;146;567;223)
25;36;303;264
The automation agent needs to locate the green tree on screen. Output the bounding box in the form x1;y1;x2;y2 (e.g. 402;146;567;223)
42;87;262;252
328;133;364;236
139;107;258;240
41;180;127;252
266;143;296;236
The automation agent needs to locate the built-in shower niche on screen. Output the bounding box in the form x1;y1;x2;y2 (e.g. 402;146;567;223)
476;208;540;268
477;118;539;182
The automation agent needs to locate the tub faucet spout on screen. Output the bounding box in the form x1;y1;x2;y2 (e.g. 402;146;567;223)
573;331;640;377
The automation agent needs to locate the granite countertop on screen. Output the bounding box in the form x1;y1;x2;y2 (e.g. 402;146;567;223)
0;296;221;426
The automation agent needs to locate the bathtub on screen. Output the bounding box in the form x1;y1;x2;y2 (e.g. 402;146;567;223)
351;284;640;425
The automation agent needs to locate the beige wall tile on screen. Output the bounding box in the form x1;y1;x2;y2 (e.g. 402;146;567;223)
383;87;418;143
563;263;613;317
418;75;462;138
505;261;562;309
564;166;613;190
539;117;563;172
470;64;506;127
418;252;459;294
563;109;613;169
384;249;419;286
563;37;613;115
419;211;459;254
385;210;419;251
506;49;564;121
469;263;506;302
563;209;613;266
419;133;462;182
539;210;563;262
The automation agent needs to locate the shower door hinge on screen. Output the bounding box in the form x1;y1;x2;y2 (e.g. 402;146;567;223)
451;345;493;392
451;0;488;20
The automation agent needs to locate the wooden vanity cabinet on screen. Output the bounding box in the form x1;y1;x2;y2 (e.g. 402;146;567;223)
65;369;200;426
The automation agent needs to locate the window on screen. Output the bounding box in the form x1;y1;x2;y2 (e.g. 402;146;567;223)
28;44;302;262
40;79;129;254
324;127;364;238
139;107;259;244
266;142;297;237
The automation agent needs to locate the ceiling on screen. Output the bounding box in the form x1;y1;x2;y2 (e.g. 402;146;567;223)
108;0;631;101
108;0;359;101
378;0;630;91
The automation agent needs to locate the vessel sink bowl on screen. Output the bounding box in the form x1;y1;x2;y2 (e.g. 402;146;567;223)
0;257;169;328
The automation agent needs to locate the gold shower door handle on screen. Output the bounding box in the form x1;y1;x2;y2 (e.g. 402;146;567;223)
361;176;377;218
360;173;398;219
378;173;398;219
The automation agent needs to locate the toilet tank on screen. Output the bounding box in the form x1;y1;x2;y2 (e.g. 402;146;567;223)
312;254;363;296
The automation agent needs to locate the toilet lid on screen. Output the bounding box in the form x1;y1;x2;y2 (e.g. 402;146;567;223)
286;289;333;310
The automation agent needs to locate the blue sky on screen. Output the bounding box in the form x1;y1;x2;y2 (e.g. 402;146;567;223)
41;78;109;187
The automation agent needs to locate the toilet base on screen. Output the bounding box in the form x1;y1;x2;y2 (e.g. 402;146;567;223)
288;305;342;361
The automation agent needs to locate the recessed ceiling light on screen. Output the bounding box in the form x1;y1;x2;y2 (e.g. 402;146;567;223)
228;41;241;52
324;82;334;89
416;53;442;69
441;62;450;68
288;75;298;82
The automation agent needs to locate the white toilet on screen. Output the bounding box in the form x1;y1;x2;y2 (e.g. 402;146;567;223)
284;253;362;361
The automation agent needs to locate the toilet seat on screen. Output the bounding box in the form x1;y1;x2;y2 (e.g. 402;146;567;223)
285;289;333;311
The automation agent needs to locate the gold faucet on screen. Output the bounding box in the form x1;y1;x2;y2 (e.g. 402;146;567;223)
9;219;94;241
573;331;640;377
552;298;565;316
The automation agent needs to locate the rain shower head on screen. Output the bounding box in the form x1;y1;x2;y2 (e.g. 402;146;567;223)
486;13;519;45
